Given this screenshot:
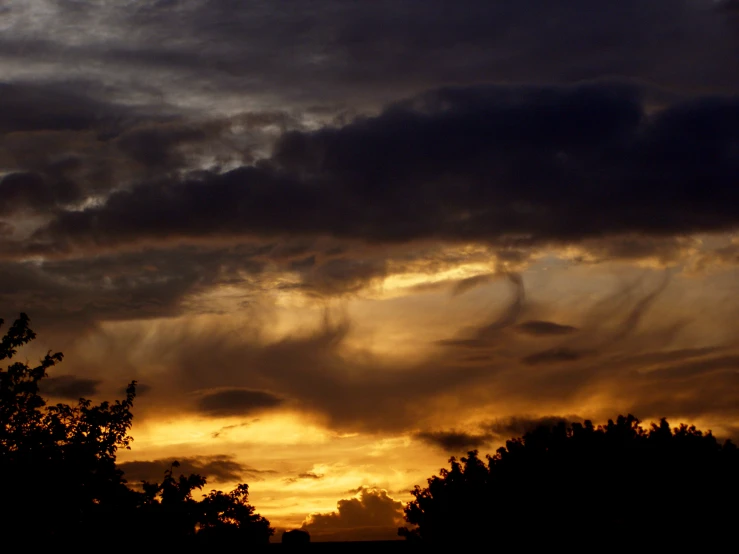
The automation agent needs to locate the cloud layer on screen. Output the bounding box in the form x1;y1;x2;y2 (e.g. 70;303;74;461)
26;83;739;253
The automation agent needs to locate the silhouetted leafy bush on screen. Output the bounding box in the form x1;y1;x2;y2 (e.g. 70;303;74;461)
401;415;739;547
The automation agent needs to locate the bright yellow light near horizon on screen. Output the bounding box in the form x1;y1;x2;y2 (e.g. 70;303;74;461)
124;412;333;454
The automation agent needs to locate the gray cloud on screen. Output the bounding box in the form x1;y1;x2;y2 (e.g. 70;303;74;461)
119;455;275;485
0;245;266;336
2;0;736;116
196;388;284;417
40;375;100;400
0;171;79;216
516;321;579;336
0;81;132;134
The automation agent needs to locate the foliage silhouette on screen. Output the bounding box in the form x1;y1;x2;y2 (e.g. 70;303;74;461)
0;313;273;546
400;415;739;547
282;529;311;544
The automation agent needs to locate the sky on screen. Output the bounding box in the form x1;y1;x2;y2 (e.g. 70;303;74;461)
2;0;739;541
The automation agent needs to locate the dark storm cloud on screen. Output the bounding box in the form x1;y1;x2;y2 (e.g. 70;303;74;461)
415;430;492;452
119;455;275;485
719;0;739;13
5;0;735;114
516;321;578;336
196;388;284;417
0;82;131;134
0;171;79;215
0;81;298;222
40;375;100;400
0;83;150;200
0;82;151;215
115;124;209;170
34;83;739;253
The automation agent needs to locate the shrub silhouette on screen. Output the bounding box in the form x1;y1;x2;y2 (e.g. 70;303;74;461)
400;415;739;547
282;529;311;544
0;313;273;546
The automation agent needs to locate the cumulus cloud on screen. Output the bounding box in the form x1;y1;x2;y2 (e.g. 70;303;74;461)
301;488;405;542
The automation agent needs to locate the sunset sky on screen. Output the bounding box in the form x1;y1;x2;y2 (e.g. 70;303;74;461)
2;0;739;541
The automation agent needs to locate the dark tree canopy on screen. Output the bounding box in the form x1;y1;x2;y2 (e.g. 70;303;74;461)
401;415;739;547
0;313;273;547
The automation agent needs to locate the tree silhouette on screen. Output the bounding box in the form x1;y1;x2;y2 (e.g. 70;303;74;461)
1;314;139;542
136;464;274;547
0;313;273;546
197;484;274;546
282;529;311;545
400;415;739;547
136;461;207;544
